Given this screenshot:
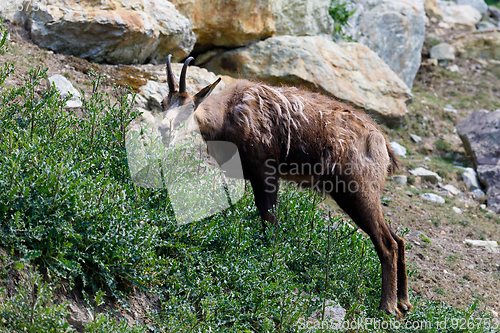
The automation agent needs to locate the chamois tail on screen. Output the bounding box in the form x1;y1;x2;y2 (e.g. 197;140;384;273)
386;142;400;176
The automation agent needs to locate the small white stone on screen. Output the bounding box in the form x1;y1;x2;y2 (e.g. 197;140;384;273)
421;193;446;203
390;142;407;157
473;189;487;201
438;22;451;29
410;167;442;183
410;134;422;143
430;43;455;61
392;175;407;185
462;171;480;191
444;104;458;113
465;239;499;253
452;206;462;214
48;75;82;108
444;184;460;196
448;64;459;72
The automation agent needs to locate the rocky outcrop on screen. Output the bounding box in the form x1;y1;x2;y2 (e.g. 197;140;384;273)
452;28;500;60
169;0;333;49
457;110;500;214
341;0;426;89
204;36;412;126
23;0;196;64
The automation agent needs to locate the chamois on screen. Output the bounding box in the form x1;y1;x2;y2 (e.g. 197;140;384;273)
160;55;412;318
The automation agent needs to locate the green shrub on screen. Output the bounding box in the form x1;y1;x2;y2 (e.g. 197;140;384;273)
84;314;148;333
0;266;74;333
329;0;357;40
151;184;382;332
0;56;164;297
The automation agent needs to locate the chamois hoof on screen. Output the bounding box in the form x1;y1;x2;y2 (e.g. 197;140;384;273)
398;300;413;315
379;304;405;320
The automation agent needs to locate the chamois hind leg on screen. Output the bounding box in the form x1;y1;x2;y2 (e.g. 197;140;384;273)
249;173;278;229
389;228;412;314
332;191;403;319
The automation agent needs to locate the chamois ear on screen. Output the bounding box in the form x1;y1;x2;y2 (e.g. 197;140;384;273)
193;78;221;110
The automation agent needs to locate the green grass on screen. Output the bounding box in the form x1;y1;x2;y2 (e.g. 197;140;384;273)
0;21;495;332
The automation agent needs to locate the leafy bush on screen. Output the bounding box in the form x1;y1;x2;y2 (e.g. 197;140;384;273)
0;264;74;333
0;48;164;297
150;184;383;332
329;0;357;40
0;258;147;333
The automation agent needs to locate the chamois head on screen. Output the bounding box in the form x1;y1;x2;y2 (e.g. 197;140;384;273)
159;55;221;144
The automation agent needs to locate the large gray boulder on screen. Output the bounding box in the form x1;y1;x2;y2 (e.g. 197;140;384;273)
437;1;482;29
271;0;334;37
456;0;488;14
342;0;426;89
169;0;333;48
457;110;500;214
204;35;412;126
23;0;195;64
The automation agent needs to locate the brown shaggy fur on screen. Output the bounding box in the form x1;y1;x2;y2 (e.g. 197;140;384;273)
162;60;411;319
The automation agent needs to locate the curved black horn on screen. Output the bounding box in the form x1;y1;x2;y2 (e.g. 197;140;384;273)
166;54;177;93
179;57;194;93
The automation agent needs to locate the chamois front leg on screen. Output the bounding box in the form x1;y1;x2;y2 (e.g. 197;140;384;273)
249;170;279;230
